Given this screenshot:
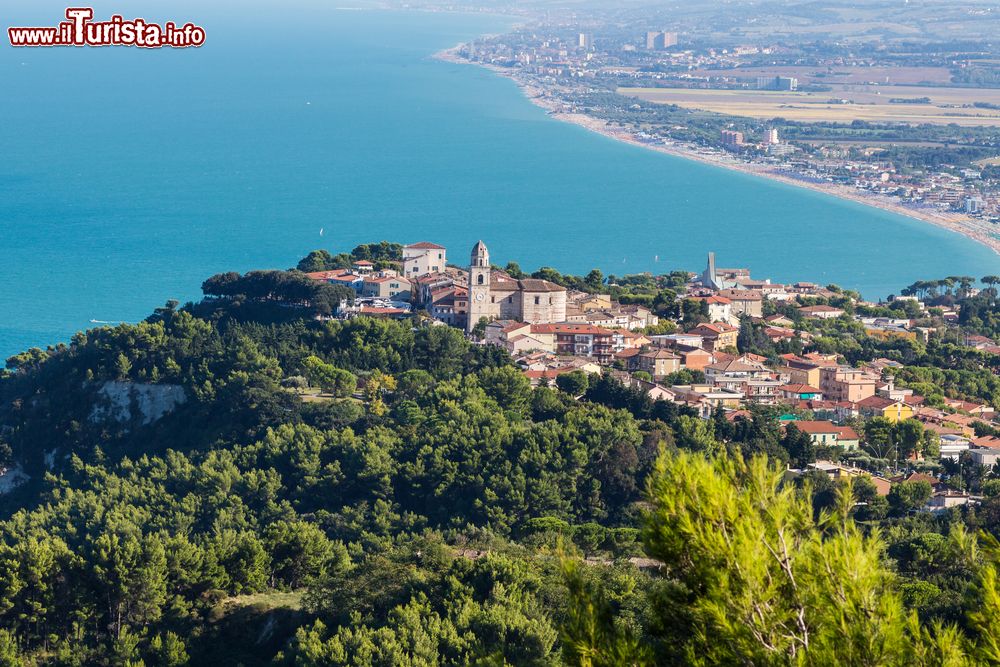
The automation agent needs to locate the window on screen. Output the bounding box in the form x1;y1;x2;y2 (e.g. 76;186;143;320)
534;296;540;305
478;274;484;285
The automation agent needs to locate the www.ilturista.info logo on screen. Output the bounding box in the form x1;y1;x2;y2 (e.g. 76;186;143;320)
8;8;206;48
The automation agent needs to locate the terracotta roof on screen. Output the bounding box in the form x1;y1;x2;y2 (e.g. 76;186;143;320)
518;278;565;293
640;349;681;360
406;241;446;250
502;322;532;334
973;436;1000;450
789;420;842;435
353;260;374;266
706;358;766;373
718;289;763;301
691;323;738;335
780;384;821;394
696;295;732;305
856;395;900;410
790;421;858;441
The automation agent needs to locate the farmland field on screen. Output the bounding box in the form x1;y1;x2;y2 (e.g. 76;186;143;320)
619;86;1000;127
687;66;954;86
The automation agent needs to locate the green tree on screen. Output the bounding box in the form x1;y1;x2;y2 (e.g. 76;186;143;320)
265;520;343;589
302;356;357;397
556;371;590;397
478;366;532;414
625;451;954;665
888;481;933;516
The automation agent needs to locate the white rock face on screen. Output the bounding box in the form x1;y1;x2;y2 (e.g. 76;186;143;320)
90;382;187;427
0;466;29;495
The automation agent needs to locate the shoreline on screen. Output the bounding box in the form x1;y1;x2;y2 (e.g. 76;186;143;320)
435;46;1000;257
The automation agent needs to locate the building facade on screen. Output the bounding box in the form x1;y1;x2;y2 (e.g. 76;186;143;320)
466;241;567;332
403;242;447;279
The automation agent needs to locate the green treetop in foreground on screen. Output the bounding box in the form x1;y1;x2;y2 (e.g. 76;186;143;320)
565;450;1000;666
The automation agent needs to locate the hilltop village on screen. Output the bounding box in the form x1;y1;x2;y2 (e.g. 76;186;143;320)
299;240;1000;514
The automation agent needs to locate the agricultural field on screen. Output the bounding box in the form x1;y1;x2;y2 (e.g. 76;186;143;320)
619;85;1000;127
687;66;954;87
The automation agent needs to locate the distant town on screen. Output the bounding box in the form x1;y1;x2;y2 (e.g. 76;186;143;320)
424;0;1000;252
304;238;1000;513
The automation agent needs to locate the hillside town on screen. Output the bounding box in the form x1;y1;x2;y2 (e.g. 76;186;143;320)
306;240;1000;514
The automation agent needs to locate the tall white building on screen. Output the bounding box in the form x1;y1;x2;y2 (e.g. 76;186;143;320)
402;241;447;278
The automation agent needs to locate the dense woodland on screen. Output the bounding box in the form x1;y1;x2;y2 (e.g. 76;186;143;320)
2;252;1000;665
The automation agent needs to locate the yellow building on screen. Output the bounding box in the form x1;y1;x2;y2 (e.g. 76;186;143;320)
857;396;914;422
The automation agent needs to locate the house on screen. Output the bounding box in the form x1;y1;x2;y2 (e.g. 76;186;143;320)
927;491;973;511
798;305;845;319
403;242;447;278
620;330;652;350
675;345;713;371
650;333;704;349
704;356;771;381
361;272;412;300
628;378;679;403
636;349;682;380
414;272;458;307
429;286;468;328
788;421;861;450
786;462;887;494
689;323;739;351
351;260;374;275
969;447;1000;468
819;366;877;403
670;384;745;417
856;395;914;422
306;270;364;292
939;434;972;460
779;355;823;388
570;292;613;312
542;324;620;364
691;294;733;323
943;399;996;419
778;384;823;401
717;289;763;318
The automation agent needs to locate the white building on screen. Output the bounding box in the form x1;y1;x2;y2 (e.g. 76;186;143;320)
403;242;447;279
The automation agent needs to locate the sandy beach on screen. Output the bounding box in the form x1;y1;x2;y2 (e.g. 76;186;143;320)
436;47;1000;258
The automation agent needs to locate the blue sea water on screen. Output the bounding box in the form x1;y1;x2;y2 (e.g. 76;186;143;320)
1;0;997;359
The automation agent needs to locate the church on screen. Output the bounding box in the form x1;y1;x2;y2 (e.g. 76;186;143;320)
466;241;567;332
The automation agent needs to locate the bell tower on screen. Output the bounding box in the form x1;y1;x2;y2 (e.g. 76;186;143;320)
468;240;491;332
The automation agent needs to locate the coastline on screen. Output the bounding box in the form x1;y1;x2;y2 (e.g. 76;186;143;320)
435;46;1000;257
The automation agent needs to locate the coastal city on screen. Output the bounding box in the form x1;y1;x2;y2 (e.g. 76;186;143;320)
431;0;1000;253
5;0;1000;663
303;238;1000;513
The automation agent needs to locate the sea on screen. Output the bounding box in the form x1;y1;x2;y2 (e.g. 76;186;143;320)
1;0;998;359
